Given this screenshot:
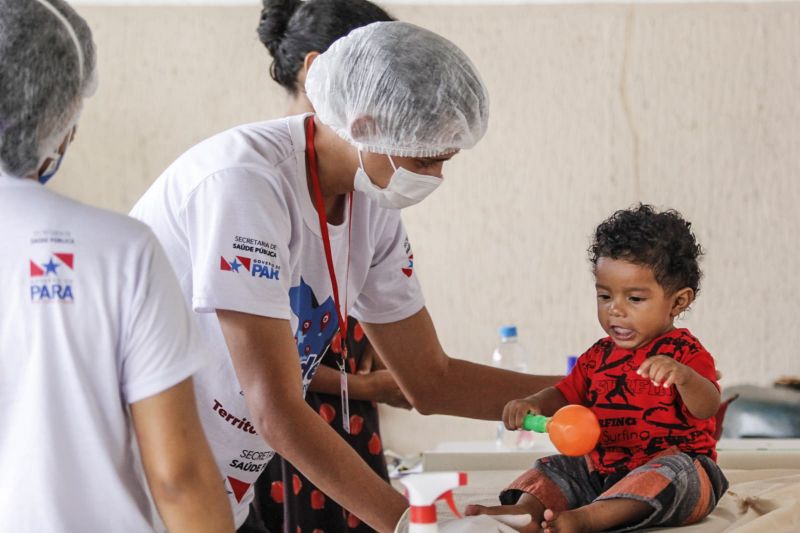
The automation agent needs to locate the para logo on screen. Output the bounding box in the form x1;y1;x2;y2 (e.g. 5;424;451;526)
29;253;74;302
401;236;414;278
220;255;279;281
226;476;252;504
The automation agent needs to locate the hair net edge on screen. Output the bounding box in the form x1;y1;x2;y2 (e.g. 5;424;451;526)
328;125;468;158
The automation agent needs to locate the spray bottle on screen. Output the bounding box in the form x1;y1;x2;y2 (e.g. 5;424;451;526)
398;472;467;533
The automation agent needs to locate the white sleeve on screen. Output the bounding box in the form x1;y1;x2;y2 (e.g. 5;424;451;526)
180;169;292;319
351;212;425;324
121;230;209;404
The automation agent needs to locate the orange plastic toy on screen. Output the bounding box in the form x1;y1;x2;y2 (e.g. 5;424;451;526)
522;404;600;456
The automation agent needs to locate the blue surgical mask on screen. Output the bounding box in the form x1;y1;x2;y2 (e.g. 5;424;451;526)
37;122;78;185
38;150;66;185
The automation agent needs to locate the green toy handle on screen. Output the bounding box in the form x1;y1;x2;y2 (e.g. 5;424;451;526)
522;413;549;433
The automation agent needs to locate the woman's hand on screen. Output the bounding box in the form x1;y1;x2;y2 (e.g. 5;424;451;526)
357;345;377;373
361;370;412;409
352;342;411;408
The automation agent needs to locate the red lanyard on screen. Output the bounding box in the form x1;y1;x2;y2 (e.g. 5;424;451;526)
305;116;353;360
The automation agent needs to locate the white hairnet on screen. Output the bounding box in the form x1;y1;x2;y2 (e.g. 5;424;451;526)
0;0;97;177
305;21;489;158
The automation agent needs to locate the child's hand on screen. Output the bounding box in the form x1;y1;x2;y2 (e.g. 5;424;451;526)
502;396;542;431
637;355;692;388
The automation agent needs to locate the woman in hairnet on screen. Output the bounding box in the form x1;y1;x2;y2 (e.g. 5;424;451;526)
131;21;557;532
253;2;409;532
0;1;234;532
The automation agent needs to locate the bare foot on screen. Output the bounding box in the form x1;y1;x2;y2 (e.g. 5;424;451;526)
465;504;541;532
540;508;588;533
465;503;529;516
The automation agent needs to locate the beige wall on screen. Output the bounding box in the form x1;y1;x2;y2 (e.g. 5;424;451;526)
60;4;800;454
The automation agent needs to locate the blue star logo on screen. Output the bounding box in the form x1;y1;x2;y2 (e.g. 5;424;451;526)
43;258;59;275
229;258;241;272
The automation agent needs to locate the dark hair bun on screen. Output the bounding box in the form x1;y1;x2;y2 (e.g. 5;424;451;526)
258;0;394;94
258;0;302;55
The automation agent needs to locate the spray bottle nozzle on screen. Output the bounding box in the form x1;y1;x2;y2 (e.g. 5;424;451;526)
399;472;468;532
440;490;461;519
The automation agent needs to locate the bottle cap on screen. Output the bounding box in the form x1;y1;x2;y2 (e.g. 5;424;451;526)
498;325;517;338
566;355;578;373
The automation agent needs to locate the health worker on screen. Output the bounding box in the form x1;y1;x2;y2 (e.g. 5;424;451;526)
131;21;559;532
0;1;235;532
252;2;409;532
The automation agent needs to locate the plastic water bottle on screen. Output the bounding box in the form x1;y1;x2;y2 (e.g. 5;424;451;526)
492;325;530;449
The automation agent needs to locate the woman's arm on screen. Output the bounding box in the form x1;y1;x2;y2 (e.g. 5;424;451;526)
308;365;411;409
131;378;235;533
217;310;408;533
362;307;563;419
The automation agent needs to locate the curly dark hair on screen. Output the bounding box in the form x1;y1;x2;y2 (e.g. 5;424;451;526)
589;204;703;295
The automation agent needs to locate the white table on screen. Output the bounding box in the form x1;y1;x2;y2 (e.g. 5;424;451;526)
423;437;800;471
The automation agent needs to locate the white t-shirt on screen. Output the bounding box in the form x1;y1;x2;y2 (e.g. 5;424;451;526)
130;114;425;526
0;176;207;532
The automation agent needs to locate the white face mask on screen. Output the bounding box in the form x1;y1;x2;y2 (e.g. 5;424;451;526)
353;150;442;209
